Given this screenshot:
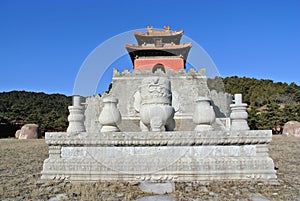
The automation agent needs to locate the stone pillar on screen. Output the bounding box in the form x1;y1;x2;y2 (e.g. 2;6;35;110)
67;95;85;133
230;94;250;130
193;97;216;131
98;97;122;132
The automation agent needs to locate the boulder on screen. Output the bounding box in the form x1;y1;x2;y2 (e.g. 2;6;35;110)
283;121;300;137
15;129;21;138
18;124;39;139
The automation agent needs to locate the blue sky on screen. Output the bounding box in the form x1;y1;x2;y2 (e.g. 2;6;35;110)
0;0;299;96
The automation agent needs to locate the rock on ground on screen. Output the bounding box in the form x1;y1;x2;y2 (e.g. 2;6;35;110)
48;193;68;201
17;124;39;139
15;130;21;138
139;182;175;195
250;194;270;201
283;121;300;137
136;195;176;201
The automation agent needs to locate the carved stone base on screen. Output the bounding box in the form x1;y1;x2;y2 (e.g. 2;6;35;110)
194;124;213;131
231;120;250;131
100;125;120;132
41;131;277;182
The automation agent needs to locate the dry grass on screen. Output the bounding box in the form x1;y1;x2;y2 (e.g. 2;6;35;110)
0;136;299;200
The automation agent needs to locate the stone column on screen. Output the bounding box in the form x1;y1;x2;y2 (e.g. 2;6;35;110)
98;97;122;132
193;97;216;131
230;94;250;130
67;95;86;133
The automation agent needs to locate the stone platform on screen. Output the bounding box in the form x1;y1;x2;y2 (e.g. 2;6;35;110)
41;130;277;182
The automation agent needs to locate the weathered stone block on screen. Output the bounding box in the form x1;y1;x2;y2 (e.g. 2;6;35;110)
136;195;176;201
139;182;175;194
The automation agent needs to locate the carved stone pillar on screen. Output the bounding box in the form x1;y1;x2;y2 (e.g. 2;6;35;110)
67;95;85;133
98;97;122;132
230;94;250;130
193;97;216;131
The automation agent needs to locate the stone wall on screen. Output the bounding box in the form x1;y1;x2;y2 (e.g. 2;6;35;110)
83;68;232;132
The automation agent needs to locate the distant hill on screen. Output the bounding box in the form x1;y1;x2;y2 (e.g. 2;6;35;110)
0;91;71;134
0;77;299;136
223;76;300;106
223;76;299;130
208;76;299;130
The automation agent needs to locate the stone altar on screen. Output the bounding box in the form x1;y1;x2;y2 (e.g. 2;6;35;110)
41;74;277;182
41;129;276;182
41;27;277;183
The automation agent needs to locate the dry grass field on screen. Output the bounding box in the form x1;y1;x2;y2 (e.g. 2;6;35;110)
0;135;299;200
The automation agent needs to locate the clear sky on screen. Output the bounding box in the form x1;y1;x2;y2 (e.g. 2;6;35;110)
0;0;299;96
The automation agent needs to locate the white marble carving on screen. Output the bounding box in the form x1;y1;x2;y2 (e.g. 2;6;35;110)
230;94;250;130
139;77;175;131
193;97;216;131
41;130;277;182
84;95;102;133
41;28;277;184
67;95;85;133
98;97;121;132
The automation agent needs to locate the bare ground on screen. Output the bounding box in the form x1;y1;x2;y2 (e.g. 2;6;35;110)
0;135;299;201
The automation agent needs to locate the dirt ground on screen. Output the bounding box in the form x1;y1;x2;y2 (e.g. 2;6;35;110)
0;135;299;201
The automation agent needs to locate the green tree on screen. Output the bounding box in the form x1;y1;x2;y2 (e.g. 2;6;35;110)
0;91;71;131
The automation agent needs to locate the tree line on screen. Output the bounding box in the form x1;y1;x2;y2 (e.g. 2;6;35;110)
208;76;300;130
0;91;71;131
0;76;299;132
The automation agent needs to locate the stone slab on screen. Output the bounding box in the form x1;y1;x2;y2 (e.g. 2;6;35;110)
139;182;175;194
60;145;256;161
136;195;176;201
45;130;272;146
250;194;270;201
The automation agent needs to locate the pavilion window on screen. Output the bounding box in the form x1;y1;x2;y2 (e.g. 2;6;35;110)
154;38;162;47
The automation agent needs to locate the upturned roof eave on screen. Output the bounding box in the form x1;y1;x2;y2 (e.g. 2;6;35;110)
133;30;184;37
125;42;192;51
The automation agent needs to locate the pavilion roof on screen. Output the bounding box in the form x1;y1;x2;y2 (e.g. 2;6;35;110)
134;29;184;37
125;43;192;51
